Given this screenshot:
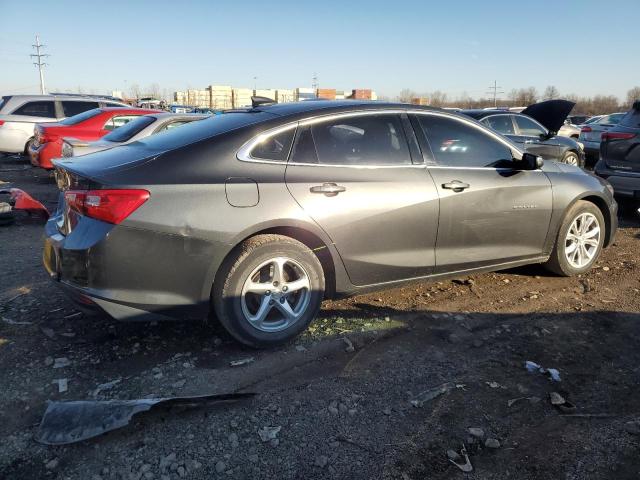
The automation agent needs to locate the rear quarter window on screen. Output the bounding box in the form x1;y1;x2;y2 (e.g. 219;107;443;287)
12;101;56;118
62;101;100;117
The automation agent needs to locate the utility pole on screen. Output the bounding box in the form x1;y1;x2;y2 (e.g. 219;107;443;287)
31;35;49;95
486;80;504;108
312;73;318;92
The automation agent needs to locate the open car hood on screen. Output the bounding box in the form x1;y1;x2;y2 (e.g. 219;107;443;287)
521;99;575;134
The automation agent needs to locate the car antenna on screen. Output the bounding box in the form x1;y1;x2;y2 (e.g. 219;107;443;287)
251;96;276;108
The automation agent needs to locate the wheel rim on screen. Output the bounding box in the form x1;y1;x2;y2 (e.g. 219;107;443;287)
240;256;311;332
565;153;579;166
564;212;601;269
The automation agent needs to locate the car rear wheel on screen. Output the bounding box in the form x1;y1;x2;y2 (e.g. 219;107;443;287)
544;201;605;276
23;137;35;157
213;234;325;347
562;151;582;167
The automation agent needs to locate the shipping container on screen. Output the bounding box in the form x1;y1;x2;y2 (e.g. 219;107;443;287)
317;88;337;100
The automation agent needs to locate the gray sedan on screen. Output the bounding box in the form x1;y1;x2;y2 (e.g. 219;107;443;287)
61;113;207;157
46;100;618;347
578;112;626;163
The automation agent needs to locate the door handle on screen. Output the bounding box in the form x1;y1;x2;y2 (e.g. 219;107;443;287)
310;182;346;196
442;180;470;191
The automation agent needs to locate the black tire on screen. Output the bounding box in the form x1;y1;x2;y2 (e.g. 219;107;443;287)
544;200;605;276
23;137;35;157
213;234;325;348
562;150;583;168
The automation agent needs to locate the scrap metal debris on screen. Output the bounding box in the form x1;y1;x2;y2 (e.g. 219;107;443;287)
35;392;255;445
410;382;464;408
525;360;561;381
0;188;49;217
53;378;68;393
448;443;473;473
1;316;32;325
549;391;576;413
230;357;254;367
257;425;281;442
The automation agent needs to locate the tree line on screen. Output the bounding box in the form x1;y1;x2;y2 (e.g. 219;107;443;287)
392;86;640;115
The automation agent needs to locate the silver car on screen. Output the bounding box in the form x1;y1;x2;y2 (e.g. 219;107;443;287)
61;113;207;157
578;112;626;163
0;94;128;154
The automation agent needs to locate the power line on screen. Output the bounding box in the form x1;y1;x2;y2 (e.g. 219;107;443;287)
485;80;504;108
30;34;49;95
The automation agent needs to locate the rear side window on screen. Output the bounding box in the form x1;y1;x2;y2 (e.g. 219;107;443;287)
12;101;56;118
418;114;513;168
309;114;411;166
250;128;295;161
103;115;156;142
598;113;624;125
514;115;546;136
482;115;515;135
60;108;102;125
62;101;100;117
104;115;140;131
621;107;640;128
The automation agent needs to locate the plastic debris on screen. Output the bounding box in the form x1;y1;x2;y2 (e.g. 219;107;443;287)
525;360;561;381
448;443;473;473
53;358;71;369
35;392;255;445
53;379;68;393
410;382;460;408
258;425;281;442
230;357;254;367
549;392;576;413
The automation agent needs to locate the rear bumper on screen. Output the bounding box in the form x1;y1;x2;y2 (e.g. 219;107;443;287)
43;214;214;322
28;141;60;169
594;160;640;199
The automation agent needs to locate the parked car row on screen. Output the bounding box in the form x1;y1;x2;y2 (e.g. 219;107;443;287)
43;99;618;347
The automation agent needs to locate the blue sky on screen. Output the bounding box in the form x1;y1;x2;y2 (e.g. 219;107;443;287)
1;0;638;100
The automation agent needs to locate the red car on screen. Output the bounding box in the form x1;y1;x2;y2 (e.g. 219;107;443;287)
28;107;161;169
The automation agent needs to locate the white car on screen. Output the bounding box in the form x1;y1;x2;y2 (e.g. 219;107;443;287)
0;94;128;154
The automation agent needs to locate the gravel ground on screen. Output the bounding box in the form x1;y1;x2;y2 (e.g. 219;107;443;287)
1;153;640;479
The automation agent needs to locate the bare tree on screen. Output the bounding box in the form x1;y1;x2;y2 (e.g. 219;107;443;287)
543;85;559;100
129;83;142;100
429;90;448;107
398;88;417;103
626;86;640;107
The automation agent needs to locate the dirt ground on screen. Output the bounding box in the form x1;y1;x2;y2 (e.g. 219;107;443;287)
1;153;639;480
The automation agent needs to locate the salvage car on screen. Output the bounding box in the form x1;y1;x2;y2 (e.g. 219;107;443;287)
579;112;626;163
62;113;207;157
461;100;585;167
594;101;640;205
0;94;128;155
45;100;617;347
29;107;161;168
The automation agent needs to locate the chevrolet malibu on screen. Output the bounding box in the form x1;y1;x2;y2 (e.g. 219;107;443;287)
45;100;618;347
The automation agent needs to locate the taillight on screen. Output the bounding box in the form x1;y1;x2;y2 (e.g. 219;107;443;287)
581;126;592;133
601;132;636;141
0;120;4;127
64;189;149;224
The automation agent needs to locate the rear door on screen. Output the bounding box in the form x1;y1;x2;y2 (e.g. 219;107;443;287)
412;112;552;272
602;108;640;173
284;111;440;286
512;114;560;160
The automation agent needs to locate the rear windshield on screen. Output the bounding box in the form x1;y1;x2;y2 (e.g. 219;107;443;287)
60;108;102;125
621;107;640;128
103;115;156;142
0;96;11;112
132;111;275;151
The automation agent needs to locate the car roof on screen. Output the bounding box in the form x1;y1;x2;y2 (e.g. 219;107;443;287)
460;109;516;119
2;94;124;102
253;100;440;118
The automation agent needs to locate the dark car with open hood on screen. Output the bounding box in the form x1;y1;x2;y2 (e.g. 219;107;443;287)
594;100;640;207
461;100;586;167
44;100;617;347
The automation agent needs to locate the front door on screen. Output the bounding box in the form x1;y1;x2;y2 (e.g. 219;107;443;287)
285;112;440;286
412;112;553;272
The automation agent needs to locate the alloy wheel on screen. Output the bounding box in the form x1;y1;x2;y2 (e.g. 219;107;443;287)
564;212;601;268
240;256;311;332
564;153;579;166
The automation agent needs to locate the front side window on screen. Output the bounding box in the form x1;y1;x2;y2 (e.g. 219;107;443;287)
309;114;411;166
250;128;295;161
12;101;56;118
104;115;139;131
482;115;515;135
418;114;513;168
62;101;99;117
514;115;546;136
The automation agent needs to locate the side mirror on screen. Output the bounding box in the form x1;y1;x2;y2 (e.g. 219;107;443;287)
520;152;544;170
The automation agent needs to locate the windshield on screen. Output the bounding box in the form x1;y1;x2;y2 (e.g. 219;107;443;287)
103;115;156;142
60;108;102;125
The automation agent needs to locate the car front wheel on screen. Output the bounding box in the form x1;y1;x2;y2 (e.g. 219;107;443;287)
562;150;583;168
544;201;605;276
213;234;325;347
